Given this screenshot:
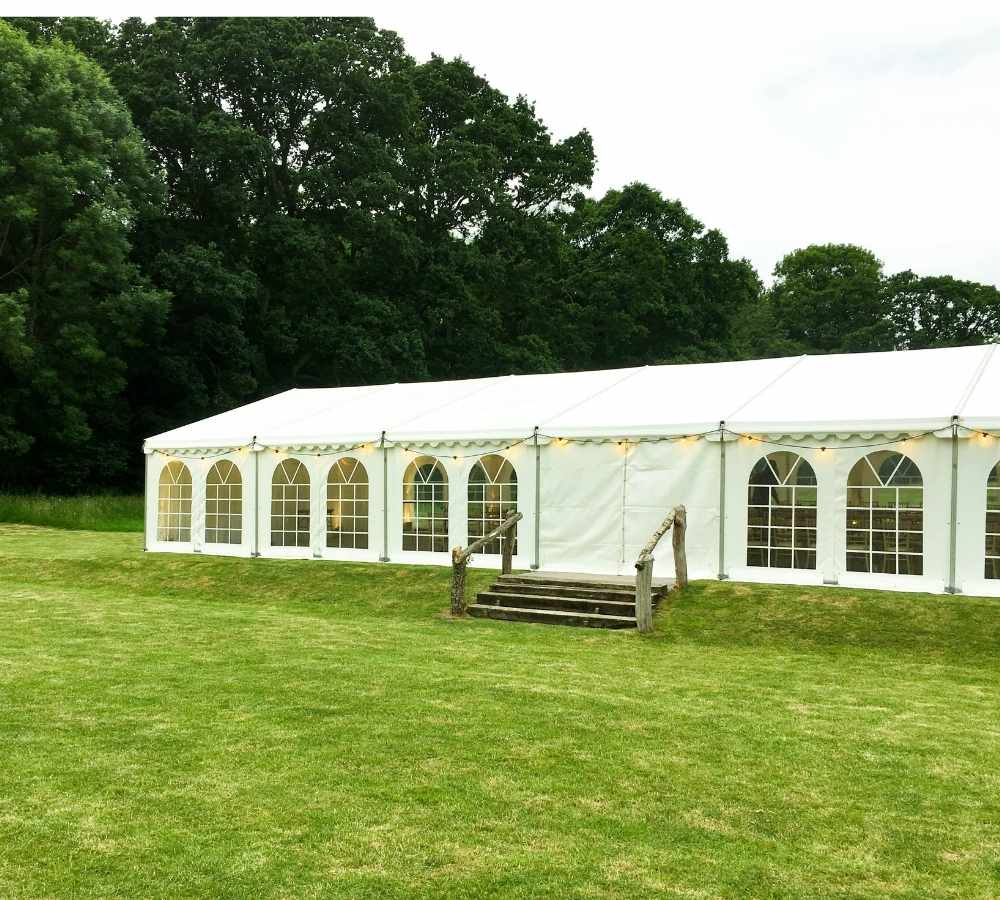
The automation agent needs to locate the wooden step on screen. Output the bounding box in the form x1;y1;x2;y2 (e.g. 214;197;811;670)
489;581;638;603
476;591;636;617
498;574;670;598
467;604;636;629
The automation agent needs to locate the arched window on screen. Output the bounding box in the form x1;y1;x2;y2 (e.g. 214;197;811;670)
986;463;1000;579
468;455;517;554
157;461;192;542
846;451;923;575
206;460;242;545
327;457;369;549
746;452;816;569
271;458;310;548
402;455;448;552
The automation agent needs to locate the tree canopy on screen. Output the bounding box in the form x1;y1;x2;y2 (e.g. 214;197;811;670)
1;16;998;491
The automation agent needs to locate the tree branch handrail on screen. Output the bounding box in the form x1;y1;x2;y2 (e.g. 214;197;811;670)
450;511;523;616
454;511;523;565
634;504;688;633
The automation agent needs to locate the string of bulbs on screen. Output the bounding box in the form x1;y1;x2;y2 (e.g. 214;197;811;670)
150;421;992;462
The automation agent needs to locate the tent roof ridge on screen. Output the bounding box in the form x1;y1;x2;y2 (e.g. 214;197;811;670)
724;354;808;423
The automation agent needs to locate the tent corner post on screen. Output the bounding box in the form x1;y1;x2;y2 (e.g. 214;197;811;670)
531;427;541;570
379;431;390;562
717;420;727;581
250;436;261;557
946;415;960;594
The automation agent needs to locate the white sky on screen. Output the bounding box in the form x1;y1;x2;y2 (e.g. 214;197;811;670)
22;1;1000;285
367;1;1000;286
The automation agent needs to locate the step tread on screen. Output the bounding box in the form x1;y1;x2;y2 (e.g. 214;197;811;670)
468;604;636;624
491;582;638;599
499;575;669;593
477;591;636;609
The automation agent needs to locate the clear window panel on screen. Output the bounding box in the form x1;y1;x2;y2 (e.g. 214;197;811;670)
846;509;870;530
793;550;816;570
846;552;869;573
747;547;768;567
794;507;817;528
794;487;817;507
770;549;793;568
746;453;816;570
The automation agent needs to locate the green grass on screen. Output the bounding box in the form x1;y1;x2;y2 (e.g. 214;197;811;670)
0;493;144;532
1;525;998;899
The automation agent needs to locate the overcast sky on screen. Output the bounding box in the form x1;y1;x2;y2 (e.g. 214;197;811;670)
362;0;1000;286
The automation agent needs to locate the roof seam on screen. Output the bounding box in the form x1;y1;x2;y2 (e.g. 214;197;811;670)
386;375;508;432
539;366;649;430
955;342;997;417
723;354;808;423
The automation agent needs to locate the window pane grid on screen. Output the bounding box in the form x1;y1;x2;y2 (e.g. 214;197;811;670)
846;452;923;576
157;462;192;542
986;472;1000;578
327;458;369;550
467;455;517;555
206;460;242;545
271;459;311;548
746;452;816;570
402;456;449;552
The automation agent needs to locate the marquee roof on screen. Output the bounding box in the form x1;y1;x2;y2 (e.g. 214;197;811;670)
145;344;1000;450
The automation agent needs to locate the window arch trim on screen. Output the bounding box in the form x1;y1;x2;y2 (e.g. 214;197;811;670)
205;459;243;546
157;460;192;543
985;461;1000;579
746;451;816;570
271;457;311;549
846;451;923;576
402;455;449;552
468;454;517;555
326;456;369;550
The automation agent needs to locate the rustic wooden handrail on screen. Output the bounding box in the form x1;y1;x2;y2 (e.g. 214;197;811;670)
634;504;688;633
450;511;524;616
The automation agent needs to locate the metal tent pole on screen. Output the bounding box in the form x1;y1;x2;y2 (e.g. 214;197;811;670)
380;431;390;562
251;436;260;557
531;426;540;570
946;416;960;594
718;420;728;580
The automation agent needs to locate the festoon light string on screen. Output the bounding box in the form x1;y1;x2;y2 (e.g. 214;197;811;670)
151;422;968;462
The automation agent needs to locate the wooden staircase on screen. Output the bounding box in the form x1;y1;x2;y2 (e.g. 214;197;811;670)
468;572;672;629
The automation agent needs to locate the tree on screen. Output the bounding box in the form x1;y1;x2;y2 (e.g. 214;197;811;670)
765;244;893;354
561;183;760;367
887;271;1000;350
0;22;168;489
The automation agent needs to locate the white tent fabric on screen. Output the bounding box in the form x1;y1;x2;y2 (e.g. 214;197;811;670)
144;345;1000;598
145;345;998;450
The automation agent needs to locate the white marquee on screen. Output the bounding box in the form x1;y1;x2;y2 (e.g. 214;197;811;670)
144;344;1000;596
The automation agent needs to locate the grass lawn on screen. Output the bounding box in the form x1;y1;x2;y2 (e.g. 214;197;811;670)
1;525;998;898
0;494;143;532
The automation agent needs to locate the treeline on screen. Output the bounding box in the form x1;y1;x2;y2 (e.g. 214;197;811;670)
1;17;998;491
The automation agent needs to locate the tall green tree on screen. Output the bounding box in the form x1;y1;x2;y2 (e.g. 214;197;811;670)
0;22;168;489
887;271;1000;350
562;183;760;367
765;244;893;354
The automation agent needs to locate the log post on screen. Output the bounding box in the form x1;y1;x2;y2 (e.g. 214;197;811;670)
450;546;469;616
450;511;523;616
672;504;688;589
501;527;515;575
635;559;653;633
